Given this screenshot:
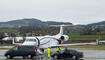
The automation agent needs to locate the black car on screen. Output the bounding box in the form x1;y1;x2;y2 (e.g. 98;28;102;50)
5;46;37;59
51;49;83;59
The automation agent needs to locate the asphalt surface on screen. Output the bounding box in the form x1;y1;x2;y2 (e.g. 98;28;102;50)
0;49;105;60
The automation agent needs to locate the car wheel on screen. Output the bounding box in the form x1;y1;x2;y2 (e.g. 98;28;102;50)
54;55;58;59
6;55;12;59
72;56;77;59
27;54;32;59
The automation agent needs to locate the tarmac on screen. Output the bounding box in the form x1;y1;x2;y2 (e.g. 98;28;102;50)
0;49;105;60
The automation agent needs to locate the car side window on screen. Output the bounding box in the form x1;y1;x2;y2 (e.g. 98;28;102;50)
19;46;34;51
70;50;77;53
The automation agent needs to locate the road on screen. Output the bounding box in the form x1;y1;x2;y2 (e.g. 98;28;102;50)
0;49;105;60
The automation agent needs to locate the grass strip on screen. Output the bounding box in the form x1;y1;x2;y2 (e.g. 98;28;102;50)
61;45;105;50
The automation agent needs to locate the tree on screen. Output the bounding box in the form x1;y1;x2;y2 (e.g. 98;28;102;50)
0;32;5;44
20;26;26;41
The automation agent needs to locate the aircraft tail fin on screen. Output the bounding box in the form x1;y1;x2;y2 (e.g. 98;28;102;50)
58;25;63;35
50;25;72;36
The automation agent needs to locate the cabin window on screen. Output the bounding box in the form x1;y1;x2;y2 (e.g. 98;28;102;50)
29;39;33;41
26;39;36;42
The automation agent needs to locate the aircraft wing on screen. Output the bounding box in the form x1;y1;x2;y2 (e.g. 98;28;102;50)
51;42;96;47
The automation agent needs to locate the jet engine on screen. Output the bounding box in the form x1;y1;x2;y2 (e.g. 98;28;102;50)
58;35;69;44
60;35;69;41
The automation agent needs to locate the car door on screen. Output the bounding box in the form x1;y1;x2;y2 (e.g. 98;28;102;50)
62;50;72;58
62;50;68;58
66;50;71;58
16;47;25;56
69;50;75;58
59;51;64;58
11;46;20;56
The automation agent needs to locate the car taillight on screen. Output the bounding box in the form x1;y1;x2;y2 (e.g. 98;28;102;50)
79;52;83;55
34;48;36;52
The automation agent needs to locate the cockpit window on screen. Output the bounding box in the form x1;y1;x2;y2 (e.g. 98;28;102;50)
34;39;36;42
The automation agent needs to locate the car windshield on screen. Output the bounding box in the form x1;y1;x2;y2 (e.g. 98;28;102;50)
12;46;18;51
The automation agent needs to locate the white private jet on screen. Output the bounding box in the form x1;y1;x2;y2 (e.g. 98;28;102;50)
3;25;68;45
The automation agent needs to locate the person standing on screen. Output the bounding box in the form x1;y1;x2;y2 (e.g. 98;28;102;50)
56;47;60;52
46;47;51;58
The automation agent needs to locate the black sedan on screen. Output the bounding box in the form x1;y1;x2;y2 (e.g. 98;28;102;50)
51;49;83;59
5;46;37;59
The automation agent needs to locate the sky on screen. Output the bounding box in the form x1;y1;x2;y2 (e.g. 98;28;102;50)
0;0;105;25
